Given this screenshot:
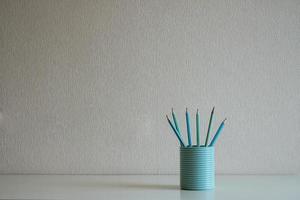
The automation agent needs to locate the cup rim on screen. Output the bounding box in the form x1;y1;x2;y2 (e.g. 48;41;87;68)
180;145;214;149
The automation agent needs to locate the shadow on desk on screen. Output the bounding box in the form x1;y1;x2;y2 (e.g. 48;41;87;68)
65;180;179;190
62;180;215;199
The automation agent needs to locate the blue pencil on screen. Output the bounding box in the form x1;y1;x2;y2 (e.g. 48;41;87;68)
205;107;215;146
186;108;192;146
209;118;226;146
166;115;185;147
196;109;200;146
172;108;181;136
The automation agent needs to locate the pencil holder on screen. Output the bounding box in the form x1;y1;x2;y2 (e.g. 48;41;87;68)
180;146;215;190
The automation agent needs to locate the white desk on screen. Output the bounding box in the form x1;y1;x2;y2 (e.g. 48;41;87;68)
0;175;299;200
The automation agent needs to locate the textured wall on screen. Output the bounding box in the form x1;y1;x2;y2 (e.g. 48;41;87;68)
0;0;299;174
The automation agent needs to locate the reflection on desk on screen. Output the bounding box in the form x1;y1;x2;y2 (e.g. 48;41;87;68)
0;175;299;200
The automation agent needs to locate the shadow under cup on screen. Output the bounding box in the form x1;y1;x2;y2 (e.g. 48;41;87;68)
180;146;215;190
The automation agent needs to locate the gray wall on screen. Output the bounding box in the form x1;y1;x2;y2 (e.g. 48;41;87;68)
0;0;299;174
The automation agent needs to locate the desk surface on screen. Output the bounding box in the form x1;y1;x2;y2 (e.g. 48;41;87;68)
0;175;299;200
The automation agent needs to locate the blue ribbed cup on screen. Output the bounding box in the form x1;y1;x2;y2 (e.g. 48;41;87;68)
180;146;215;190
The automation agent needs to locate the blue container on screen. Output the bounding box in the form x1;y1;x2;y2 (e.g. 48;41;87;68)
180;146;215;190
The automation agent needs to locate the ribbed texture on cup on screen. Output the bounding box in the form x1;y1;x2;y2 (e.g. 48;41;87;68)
180;146;215;190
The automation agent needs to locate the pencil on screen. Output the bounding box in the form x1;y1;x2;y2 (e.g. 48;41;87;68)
196;109;200;146
209;118;227;146
186;108;192;146
205;107;215;146
172;108;181;136
166;115;185;147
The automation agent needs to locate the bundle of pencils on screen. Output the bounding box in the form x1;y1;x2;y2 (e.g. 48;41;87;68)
166;107;226;147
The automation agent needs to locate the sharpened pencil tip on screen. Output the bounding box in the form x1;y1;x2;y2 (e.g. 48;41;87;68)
186;108;188;112
171;108;174;113
166;115;169;119
223;118;227;123
212;107;215;113
197;108;199;113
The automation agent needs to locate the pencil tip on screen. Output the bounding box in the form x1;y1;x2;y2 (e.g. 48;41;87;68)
212;106;215;112
172;108;174;112
197;108;199;113
186;108;188;112
223;118;227;123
